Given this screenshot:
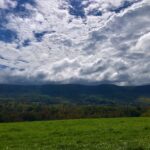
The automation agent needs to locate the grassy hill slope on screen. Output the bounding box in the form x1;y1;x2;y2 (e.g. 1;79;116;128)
0;117;150;150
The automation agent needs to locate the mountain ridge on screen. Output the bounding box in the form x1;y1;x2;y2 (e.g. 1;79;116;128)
0;84;150;105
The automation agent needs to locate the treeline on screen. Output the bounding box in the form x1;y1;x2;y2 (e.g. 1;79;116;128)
0;101;149;122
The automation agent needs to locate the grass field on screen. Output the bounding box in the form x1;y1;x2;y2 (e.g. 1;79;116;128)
0;118;150;150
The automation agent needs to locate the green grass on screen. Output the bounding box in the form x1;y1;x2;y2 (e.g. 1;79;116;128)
0;118;150;150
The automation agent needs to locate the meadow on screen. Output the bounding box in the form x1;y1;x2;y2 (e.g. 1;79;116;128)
0;117;150;150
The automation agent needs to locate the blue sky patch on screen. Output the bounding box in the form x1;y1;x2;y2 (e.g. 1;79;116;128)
110;0;142;13
13;0;36;17
0;9;9;28
88;9;102;16
0;0;36;26
68;0;85;18
0;0;37;43
0;28;17;43
22;39;31;47
34;31;48;42
17;0;36;5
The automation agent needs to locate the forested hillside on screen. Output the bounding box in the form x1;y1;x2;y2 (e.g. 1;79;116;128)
0;84;150;122
0;84;150;105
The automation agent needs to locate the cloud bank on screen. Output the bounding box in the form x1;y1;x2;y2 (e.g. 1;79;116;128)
0;0;150;85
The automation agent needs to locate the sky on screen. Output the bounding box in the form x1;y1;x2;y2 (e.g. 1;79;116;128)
0;0;150;85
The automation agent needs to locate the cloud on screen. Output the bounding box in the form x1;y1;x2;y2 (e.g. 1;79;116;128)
0;0;150;85
0;0;6;9
133;32;150;53
0;0;17;9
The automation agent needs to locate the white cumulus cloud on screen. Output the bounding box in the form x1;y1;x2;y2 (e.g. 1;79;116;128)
0;0;150;85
